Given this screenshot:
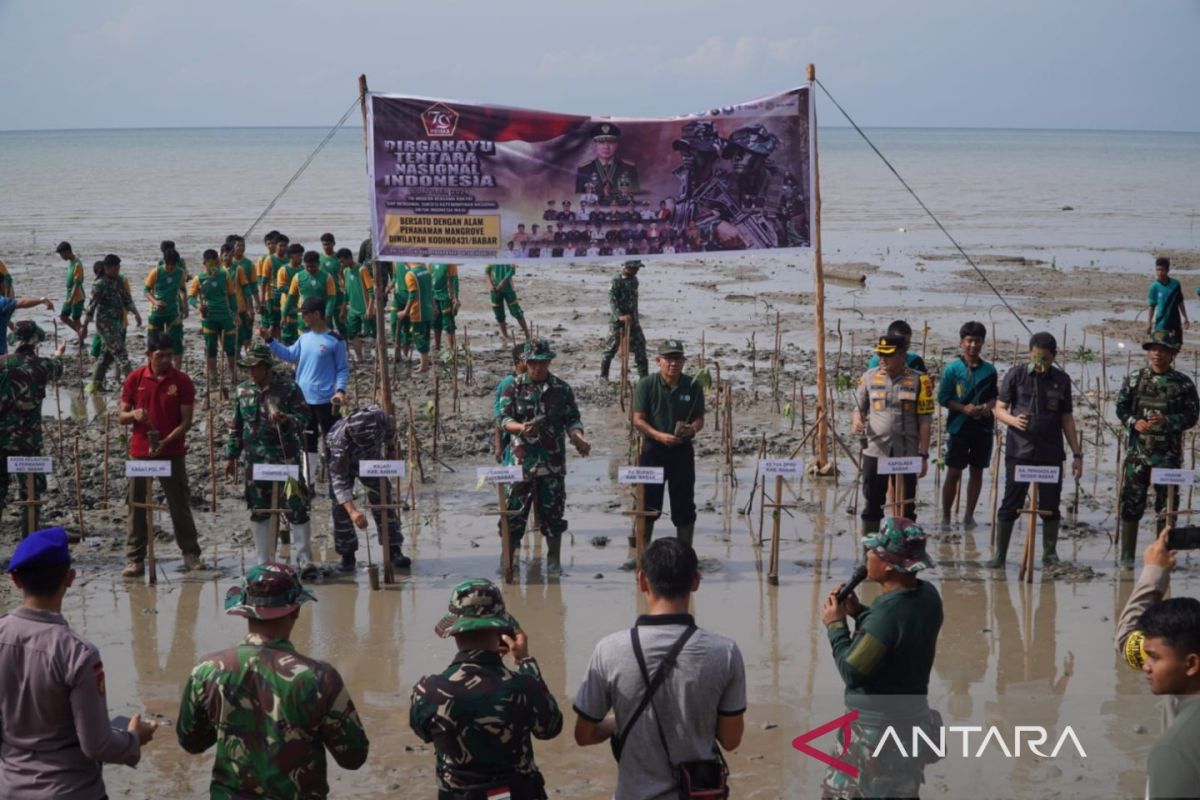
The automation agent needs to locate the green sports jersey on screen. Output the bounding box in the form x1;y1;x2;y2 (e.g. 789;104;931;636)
287;269;336;319
343;264;372;316
430;263;458;303
406;264;435;323
189;267;237;324
233;258;256;305
486;263;516;287
274;261;304;315
146;264;186;315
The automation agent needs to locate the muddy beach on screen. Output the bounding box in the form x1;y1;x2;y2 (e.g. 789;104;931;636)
3;242;1200;798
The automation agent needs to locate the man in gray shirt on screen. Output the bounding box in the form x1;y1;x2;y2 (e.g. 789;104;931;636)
573;538;745;799
0;527;157;799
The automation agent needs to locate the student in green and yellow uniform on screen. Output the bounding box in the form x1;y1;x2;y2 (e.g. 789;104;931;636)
430;263;459;354
340;248;375;361
485;263;530;342
397;262;434;372
144;248;189;368
229;236;258;353
157;240;188;276
274;242;305;345
256;231;284;336
389;262;414;363
55;241;86;335
318;233;347;336
188;248;240;388
284;251;337;336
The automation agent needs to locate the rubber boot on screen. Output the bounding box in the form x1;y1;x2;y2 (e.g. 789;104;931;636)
985;520;1015;568
623;519;656;570
600;357;612;380
546;535;562;576
676;524;695;548
338;552;357;573
304;452;320;499
635;358;649;379
251;520;273;565
1119;519;1139;569
291;522;316;578
1041;520;1061;566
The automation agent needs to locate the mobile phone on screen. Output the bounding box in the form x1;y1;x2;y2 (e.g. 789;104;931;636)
1166;526;1200;551
110;715;131;731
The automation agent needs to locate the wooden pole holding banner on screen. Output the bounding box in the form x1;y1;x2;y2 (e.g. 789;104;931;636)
807;63;830;474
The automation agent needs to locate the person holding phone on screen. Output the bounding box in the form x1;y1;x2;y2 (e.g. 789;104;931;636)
1115;329;1200;569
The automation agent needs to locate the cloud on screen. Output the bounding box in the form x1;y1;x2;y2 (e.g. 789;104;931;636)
95;1;160;48
676;31;832;75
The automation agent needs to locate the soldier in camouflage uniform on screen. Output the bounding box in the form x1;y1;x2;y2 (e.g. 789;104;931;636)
177;563;369;799
81;254;141;393
0;322;67;530
223;345;314;572
410;578;560;800
327;403;410;573
1115;329;1200;567
497;339;591;575
600;260;648;380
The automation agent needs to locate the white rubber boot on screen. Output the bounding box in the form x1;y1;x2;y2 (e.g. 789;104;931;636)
304;452;319;486
251;520;273;565
291;522;316;578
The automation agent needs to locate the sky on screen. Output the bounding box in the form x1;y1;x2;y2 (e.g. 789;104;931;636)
1;0;1197;132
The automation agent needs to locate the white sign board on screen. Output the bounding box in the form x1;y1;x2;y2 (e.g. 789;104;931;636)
125;460;171;478
618;466;665;484
878;456;923;475
1015;464;1061;484
7;456;52;474
760;459;803;477
477;465;524;485
360;459;407;479
1152;468;1195;487
252;464;300;482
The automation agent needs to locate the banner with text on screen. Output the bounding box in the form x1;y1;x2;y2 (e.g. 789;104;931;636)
365;88;814;262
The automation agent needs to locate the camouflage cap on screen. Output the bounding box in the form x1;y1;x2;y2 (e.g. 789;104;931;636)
722;124;781;157
862;517;935;574
434;578;520;638
8;321;47;348
672;120;723;154
623;259;644;270
523;338;556;362
224;562;317;620
239;343;276;369
1143;329;1182;352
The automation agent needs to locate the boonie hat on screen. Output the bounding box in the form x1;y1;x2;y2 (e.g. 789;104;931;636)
658;339;685;357
873;335;906;355
434;578;520;638
224;562;317;620
7;527;71;573
623;260;644;270
8;321;47;348
238;343;276;369
1143;329;1182;353
523;338;556;362
862;517;935;574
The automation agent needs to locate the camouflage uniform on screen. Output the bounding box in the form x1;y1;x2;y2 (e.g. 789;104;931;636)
496;343;584;545
1115;334;1200;564
410;579;560;799
327;404;405;561
84;273;136;388
600;263;648;378
223;368;311;526
177;564;369;799
0;323;63;527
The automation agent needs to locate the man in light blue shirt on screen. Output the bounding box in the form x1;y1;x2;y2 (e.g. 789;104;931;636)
0;295;56;356
261;296;349;489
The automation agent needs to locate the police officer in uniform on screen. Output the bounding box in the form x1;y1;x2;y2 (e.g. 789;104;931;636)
410;579;560;800
0;527;157;797
852;335;935;536
575;122;639;206
1115;329;1200;567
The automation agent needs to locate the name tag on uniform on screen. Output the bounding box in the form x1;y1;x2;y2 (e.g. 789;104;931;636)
898;390;916;401
1151;468;1195;486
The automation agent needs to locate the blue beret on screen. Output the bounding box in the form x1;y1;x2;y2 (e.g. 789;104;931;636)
7;527;71;573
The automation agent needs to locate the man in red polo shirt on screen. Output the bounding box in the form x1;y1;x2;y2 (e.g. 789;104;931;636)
117;332;204;576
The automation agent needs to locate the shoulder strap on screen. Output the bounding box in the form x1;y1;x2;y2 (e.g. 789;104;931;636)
610;624;696;762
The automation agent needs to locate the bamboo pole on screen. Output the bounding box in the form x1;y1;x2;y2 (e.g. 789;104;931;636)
208;364;217;513
809;63;829;472
102;406;110;509
767;474;783;585
433;366;440;462
989;430;1002;545
1019;483;1038;583
359;74;393;424
72;433;84;538
52;321;64;461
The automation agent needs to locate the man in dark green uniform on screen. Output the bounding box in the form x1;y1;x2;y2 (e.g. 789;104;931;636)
396;261;434;372
497;339;591;575
821;517;943;799
600;260;648;380
274;243;305;345
626;339;705;569
318;234;347;337
430;262;459;354
144;248;188;368
340;249;374;360
188;248;241;390
1115;329;1200;568
575;122;640;206
81;254;141;393
409;578;560;800
485;263;530;342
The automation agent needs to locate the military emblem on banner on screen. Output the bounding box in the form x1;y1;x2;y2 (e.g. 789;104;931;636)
421;103;460;137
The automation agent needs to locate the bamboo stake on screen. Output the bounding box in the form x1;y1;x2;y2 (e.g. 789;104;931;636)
102;406;110;509
767;474;783;585
433;366;440;462
1019;483;1038;583
989;430;1002;545
790;373;798;431
750;332;756;382
809;63;829;472
52;321;64;461
208;365;217;513
73;433;84;538
921;321;929;362
713;363;721;433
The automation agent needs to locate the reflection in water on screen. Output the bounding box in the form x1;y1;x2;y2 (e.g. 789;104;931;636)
934;537;987;723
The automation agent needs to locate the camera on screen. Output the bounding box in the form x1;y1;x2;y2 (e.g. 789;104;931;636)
1166;525;1200;551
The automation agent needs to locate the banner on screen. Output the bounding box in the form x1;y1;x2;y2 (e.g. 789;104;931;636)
365;88;814;262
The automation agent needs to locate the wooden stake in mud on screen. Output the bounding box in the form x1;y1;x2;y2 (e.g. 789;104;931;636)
433;367;440;462
699;331;706;371
760;466;799;585
13;469;46;538
1018;483;1041;584
128;477;165;586
713;363;722;433
208;378;217;513
790;373;798;431
102;408;111;509
772;312;783;412
921;321;929;362
362;475;402;586
808;63;831;473
51;321;65;461
750;332;757;382
989;430;1003;544
72;433;85;538
451;344;460;414
620;483;660;574
618;317;631;413
462;327;474;387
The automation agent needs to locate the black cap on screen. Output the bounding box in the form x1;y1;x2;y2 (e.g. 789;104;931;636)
658;339;685;356
873;335;907;355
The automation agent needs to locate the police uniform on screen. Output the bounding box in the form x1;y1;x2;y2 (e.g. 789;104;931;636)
0;528;143;798
177;564;369;798
574;122;640;205
1115;330;1200;566
410;579;560;800
854;337;935;532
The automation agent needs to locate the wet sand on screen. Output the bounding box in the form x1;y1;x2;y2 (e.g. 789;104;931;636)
4;245;1200;798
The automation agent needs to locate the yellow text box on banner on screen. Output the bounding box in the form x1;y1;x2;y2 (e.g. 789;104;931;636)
384;215;499;251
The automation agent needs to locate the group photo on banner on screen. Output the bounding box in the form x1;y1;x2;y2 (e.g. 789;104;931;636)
365;87;815;261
